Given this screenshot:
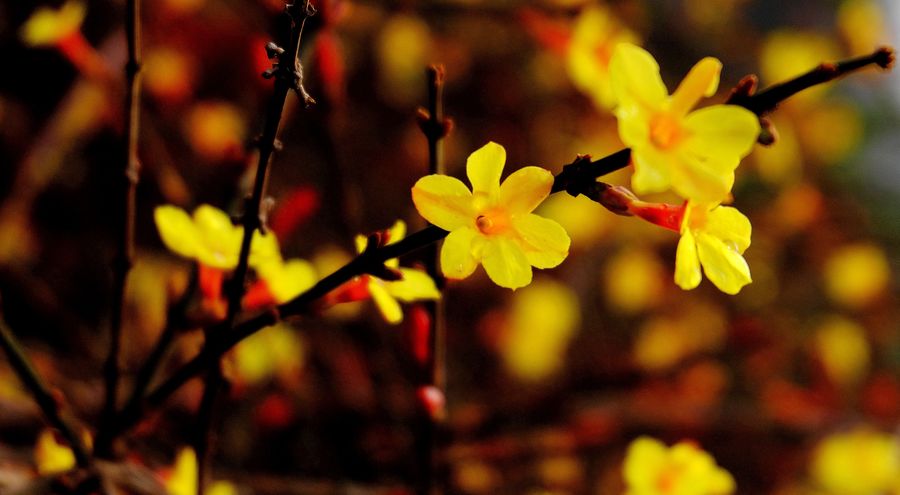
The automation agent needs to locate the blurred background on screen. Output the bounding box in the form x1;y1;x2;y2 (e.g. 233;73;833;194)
0;0;899;493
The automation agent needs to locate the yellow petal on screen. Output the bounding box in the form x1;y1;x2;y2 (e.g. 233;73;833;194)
154;205;202;260
167;448;198;495
669;57;722;116
683;105;760;162
615;105;652;148
675;229;702;290
481;236;532;289
623;436;669;489
193;205;243;268
354;233;367;254
466;142;506;196
369;279;403;324
630;146;672;195
609;43;668;112
696;232;752;294
512;214;570;269
440;227;481;280
259;259;317;303
386;219;407;245
193;204;235;237
387;268;440;302
21;1;86;46
704;206;752;254
498;166;554;215
249;230;282;268
35;429;76;476
412;175;475;231
669;151;736;204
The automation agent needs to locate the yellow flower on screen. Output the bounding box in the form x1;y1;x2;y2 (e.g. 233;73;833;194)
34;429;76;476
810;428;900;495
251;258;318;305
609;43;760;203
412;142;570;289
154;204;279;270
565;6;638;110
675;201;752;294
354;220;440;324
20;1;86;47
166;447;237;495
623;436;735;495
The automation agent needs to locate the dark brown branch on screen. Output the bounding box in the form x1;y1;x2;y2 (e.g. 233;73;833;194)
0;308;91;467
106;45;895;440
98;0;142;459
727;46;895;114
415;64;451;495
192;3;315;494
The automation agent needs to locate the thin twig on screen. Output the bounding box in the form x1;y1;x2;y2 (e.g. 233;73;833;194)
0;307;91;467
106;45;895;441
415;64;451;495
98;0;142;459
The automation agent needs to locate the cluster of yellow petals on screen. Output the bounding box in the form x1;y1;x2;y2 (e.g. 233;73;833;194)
354;220;440;324
154;204;315;306
609;43;760;204
34;429;77;476
20;1;86;47
412;142;570;290
674;202;752;295
623;436;736;495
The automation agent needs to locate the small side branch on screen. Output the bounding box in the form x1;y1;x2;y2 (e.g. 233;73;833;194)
98;0;143;458
0;309;91;467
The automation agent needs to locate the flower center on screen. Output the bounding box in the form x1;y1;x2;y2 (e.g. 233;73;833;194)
475;210;510;235
649;113;686;150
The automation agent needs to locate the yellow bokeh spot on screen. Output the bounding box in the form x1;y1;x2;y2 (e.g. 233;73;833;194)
231;324;304;386
376;14;432;106
752;116;803;184
143;47;195;102
623;436;735;495
810;428;900;495
184;102;246;161
823;243;890;308
34;429;76;476
633;302;727;372
166;447;237;495
21;1;86;47
759;31;841;106
813;316;870;389
537;193;620;248
500;278;580;381
796;102;862;166
603;247;665;314
838;0;888;56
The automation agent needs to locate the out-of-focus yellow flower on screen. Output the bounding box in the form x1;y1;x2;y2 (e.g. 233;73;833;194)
752;116;803;184
144;47;196;103
354;220;440;324
565;6;638;110
230;324;304;386
623;436;735;495
500;278;580;381
759;31;840;106
838;0;888;56
823;243;890;308
154;204;278;270
20;1;86;47
813;316;870;389
166;447;237;495
412;142;570;289
810;428;900;495
796;101;862;166
609;43;760;203
34;429;76;476
675;202;752;294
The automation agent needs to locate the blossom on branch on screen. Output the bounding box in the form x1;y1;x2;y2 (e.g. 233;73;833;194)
20;1;86;47
412;142;570;289
609;43;760;203
354;220;440;324
623;436;735;495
